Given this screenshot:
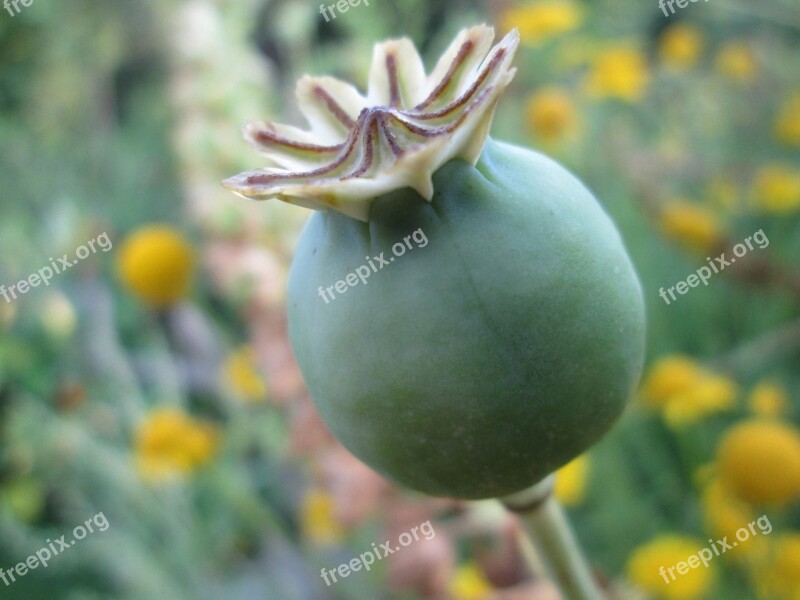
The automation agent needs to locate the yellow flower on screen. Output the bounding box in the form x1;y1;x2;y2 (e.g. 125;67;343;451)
640;356;737;427
641;356;702;406
659;199;724;253
774;91;800;146
748;381;789;418
223;346;267;402
449;563;494;600
659;24;704;70
716;420;800;506
715;43;757;83
118;225;195;307
626;535;714;600
554;37;597;70
135;407;219;481
751;165;800;214
0;478;45;523
585;44;650;102
555;454;590;506
705;176;738;211
0;300;16;331
301;488;344;544
525;88;577;142
701;480;756;548
500;1;583;46
663;376;738;428
758;534;800;599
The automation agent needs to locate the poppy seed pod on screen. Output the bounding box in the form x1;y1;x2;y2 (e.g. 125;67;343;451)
225;25;646;499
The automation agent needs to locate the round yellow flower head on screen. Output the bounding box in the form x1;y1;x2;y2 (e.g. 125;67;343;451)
585;44;650;102
0;478;45;523
135;407;219;481
748;380;789;418
641;355;702;406
774;91;800;147
659;23;704;69
759;534;800;599
659;199;724;254
500;1;583;46
626;535;713;600
701;480;755;545
118;225;195;307
641;355;737;427
716;420;800;506
525;87;577;142
223;346;268;402
705;176;739;211
554;454;590;506
751;165;800;214
301;488;345;544
715;43;757;83
448;563;494;600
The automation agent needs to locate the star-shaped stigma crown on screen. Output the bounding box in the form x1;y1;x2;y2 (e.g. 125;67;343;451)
223;25;520;221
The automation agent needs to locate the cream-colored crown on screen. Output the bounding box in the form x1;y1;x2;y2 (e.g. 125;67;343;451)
223;25;519;221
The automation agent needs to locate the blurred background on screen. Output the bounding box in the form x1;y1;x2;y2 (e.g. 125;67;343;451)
1;0;800;598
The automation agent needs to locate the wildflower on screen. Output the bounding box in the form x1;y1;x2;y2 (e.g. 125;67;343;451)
39;291;76;340
716;420;800;505
626;535;713;600
223;346;267;402
500;1;583;46
554;454;590;506
118;225;195;307
585;44;650;102
0;301;15;331
774;91;800;146
659;199;724;253
0;478;45;523
641;356;737;427
659;23;704;70
301;488;344;544
449;563;494;600
135;407;219;481
751;165;800;214
748;380;788;418
714;43;756;83
705;176;738;211
525;88;577;142
701;480;763;559
757;534;800;599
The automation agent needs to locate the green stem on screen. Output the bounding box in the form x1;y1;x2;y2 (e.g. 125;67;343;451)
501;476;603;600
